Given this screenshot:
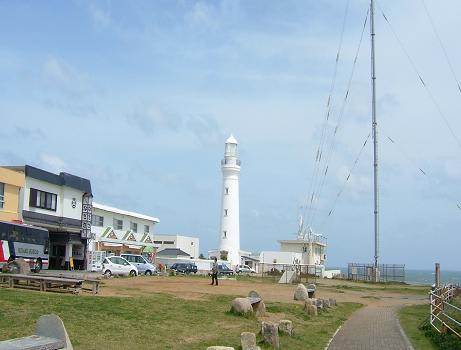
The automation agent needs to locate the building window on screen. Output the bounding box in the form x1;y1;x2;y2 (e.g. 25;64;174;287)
225;187;229;195
29;188;57;211
92;215;104;227
223;231;227;239
224;209;228;216
0;183;4;209
144;225;150;233
130;222;138;233
163;241;174;245
153;240;162;244
113;218;123;230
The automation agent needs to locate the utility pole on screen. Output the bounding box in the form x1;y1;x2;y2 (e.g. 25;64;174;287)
370;0;380;282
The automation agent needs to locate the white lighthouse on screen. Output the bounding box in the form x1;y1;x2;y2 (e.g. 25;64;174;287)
218;135;241;266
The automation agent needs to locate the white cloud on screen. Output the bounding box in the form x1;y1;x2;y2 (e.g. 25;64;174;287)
184;2;216;30
42;56;89;96
40;56;97;117
444;158;461;180
128;102;224;146
89;3;111;28
43;57;70;84
336;165;371;200
40;154;67;174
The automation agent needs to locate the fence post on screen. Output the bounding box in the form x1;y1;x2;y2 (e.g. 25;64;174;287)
435;263;440;288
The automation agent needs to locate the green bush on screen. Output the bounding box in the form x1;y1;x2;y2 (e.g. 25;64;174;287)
419;319;461;350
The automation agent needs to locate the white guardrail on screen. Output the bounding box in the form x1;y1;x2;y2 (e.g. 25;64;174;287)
430;284;461;338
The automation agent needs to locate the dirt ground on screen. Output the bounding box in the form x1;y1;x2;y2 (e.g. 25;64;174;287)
99;275;428;308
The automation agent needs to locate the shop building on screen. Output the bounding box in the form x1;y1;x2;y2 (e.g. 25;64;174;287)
90;202;159;256
4;165;92;270
0;167;25;221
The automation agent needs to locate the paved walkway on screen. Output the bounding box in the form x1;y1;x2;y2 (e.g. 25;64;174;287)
327;303;414;350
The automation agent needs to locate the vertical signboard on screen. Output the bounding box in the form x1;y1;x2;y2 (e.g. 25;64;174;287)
81;194;93;239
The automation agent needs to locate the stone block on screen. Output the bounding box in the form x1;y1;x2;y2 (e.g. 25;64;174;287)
261;321;280;349
305;304;318;316
6;258;31;274
241;332;259;350
278;320;293;336
294;284;309;301
35;314;73;350
253;300;266;317
230;298;253;315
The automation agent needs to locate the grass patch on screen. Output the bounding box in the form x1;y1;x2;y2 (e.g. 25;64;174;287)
262;301;362;349
319;281;429;295
399;304;437;350
0;288;361;349
399;304;461;350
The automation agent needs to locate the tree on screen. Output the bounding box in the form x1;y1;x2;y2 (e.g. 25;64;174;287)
198;253;206;260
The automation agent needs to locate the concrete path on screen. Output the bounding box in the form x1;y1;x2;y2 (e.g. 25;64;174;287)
327;303;414;350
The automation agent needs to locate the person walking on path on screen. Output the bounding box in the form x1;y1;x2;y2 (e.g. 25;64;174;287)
210;257;219;286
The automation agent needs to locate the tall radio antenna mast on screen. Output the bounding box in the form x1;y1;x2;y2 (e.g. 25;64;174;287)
370;0;380;282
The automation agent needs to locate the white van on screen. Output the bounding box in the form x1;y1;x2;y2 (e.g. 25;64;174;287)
102;256;138;277
121;254;157;275
236;264;256;274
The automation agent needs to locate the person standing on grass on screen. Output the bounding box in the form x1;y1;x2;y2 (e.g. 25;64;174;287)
211;257;219;286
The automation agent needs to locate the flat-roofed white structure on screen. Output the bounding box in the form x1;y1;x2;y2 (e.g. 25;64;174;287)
278;233;327;265
153;234;199;259
259;228;327;276
90;202;160;255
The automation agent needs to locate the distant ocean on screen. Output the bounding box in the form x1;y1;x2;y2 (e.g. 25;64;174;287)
328;267;461;286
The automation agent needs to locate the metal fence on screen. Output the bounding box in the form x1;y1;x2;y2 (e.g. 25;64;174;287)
348;263;405;282
430;284;461;338
257;263;323;284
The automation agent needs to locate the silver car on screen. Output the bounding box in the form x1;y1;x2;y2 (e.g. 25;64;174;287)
102;256;138;277
121;254;157;275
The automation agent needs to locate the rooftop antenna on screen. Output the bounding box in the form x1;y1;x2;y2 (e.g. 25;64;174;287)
370;0;380;282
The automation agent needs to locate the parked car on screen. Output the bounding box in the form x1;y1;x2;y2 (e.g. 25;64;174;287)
102;256;138;277
121;254;157;275
236;264;256;274
90;260;103;272
217;264;234;276
170;263;197;274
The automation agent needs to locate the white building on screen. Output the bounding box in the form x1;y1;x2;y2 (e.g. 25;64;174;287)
90;202;159;256
153;234;199;259
259;228;327;275
4;165;93;270
210;135;241;266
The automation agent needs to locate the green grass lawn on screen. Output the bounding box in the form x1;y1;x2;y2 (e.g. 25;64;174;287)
0;289;361;350
319;281;430;295
399;304;437;350
399;303;461;350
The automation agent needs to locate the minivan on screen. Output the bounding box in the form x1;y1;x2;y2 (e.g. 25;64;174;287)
102;256;138;277
170;263;197;274
121;254;157;275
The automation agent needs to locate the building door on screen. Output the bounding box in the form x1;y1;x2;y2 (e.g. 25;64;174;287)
50;244;66;269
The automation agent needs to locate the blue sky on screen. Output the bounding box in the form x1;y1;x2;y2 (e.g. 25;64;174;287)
1;0;460;270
